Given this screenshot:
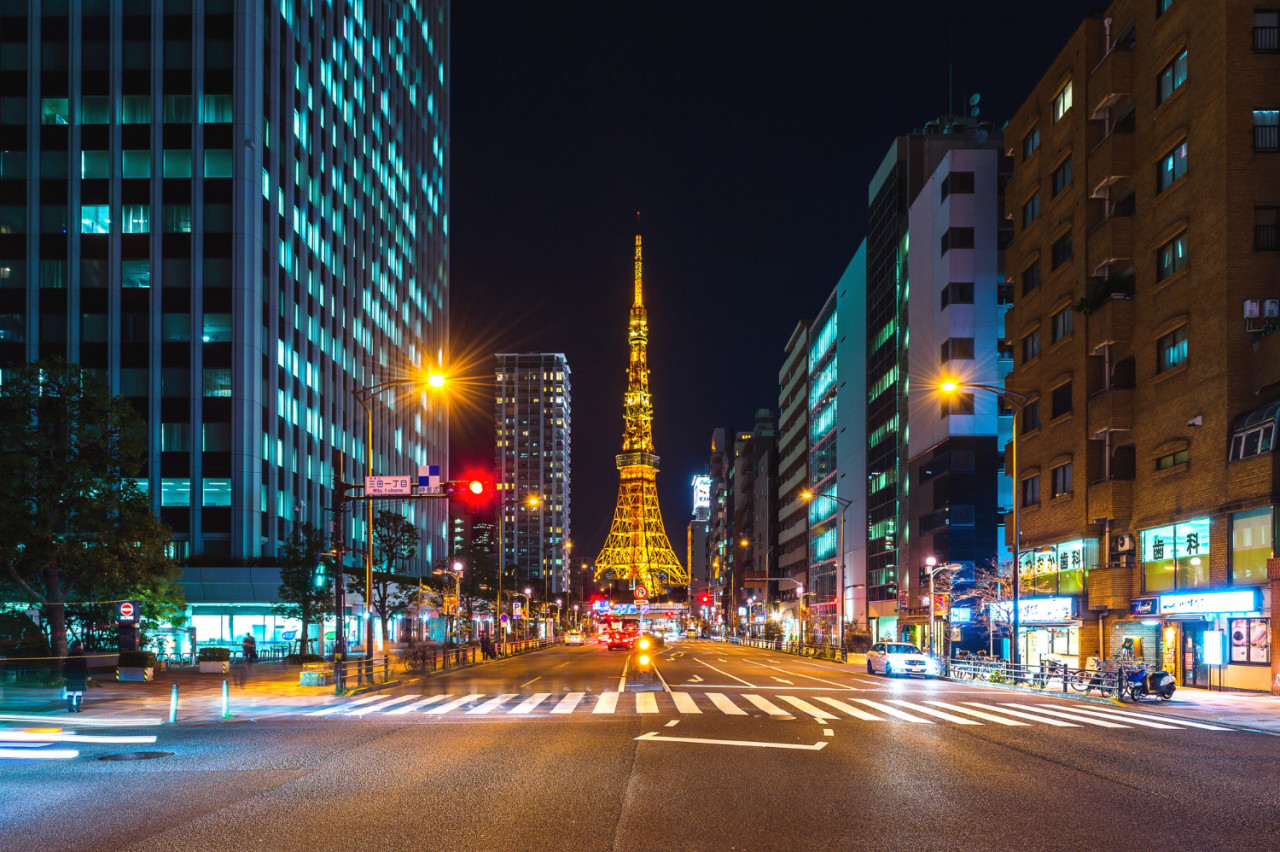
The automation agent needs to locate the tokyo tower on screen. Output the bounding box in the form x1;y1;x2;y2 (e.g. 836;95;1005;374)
593;223;688;593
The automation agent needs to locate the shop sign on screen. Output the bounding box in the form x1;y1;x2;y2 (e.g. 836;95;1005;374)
950;606;972;624
1158;588;1261;616
1141;517;1210;563
990;596;1075;624
1130;597;1158;617
1203;630;1227;666
932;594;950;616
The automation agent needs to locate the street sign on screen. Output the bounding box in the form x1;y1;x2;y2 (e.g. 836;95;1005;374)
364;475;412;495
512;602;523;619
118;601;140;623
640;605;650;614
634;586;649;601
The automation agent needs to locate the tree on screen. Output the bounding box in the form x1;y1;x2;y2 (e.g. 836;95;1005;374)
345;510;419;646
965;561;1015;656
0;359;180;657
274;523;331;655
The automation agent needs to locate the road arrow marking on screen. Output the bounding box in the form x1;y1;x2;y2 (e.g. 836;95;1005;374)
688;674;704;683
635;731;828;751
772;677;794;684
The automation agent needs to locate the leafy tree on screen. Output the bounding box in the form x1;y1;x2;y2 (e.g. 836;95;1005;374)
274;523;331;655
0;359;180;657
345;510;419;646
965;561;1014;656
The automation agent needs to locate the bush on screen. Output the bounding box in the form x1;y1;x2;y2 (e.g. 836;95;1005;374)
196;647;232;662
118;650;157;668
285;653;326;664
844;627;872;653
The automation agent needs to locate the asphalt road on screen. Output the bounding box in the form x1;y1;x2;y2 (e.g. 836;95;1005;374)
4;639;1279;851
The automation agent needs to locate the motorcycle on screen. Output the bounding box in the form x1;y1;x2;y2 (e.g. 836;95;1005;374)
1120;663;1176;702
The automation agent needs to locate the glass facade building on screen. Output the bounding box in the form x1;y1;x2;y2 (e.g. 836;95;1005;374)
0;1;451;615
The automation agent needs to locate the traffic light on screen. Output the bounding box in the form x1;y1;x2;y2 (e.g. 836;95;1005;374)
444;477;493;506
700;594;711;605
313;561;326;589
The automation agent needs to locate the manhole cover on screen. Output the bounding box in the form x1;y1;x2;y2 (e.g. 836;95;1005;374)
98;751;173;761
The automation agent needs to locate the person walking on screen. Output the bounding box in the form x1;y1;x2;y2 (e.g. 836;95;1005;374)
63;641;88;713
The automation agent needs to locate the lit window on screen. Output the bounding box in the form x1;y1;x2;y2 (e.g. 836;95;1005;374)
1157;326;1188;372
1254;110;1279;152
122;205;150;234
161;478;192;507
122;150;150;179
1156;449;1189;470
121;95;151;124
202;313;232;343
202;368;232;397
1157;49;1188;104
201;93;233;123
1157;140;1188;191
80;205;111;234
202;478;232;506
1052;80;1073;123
1157;232;1188;280
163;150;192;178
122;259;150;288
81;150;110;179
204;150;233;178
40;97;70;125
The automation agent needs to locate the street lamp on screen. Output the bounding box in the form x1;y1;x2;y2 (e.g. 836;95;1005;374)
513;589;532;641
924;557;958;658
939;378;1033;666
800;488;854;652
351;369;446;669
434;560;464;643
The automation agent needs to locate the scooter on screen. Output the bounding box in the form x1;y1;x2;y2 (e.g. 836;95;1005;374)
1121;663;1176;701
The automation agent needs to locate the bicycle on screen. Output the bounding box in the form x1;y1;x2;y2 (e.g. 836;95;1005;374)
401;647;431;675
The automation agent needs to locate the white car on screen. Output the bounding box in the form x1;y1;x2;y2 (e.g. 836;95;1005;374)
867;642;940;677
564;631;584;646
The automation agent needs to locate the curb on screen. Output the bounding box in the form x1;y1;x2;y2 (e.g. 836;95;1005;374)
345;679;402;697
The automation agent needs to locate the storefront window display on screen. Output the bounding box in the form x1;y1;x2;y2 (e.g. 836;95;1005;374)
1229;617;1271;664
1019;539;1095;596
1230;507;1274;586
1141;517;1210;593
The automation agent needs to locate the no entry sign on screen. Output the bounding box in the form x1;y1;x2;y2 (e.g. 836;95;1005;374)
118;601;141;623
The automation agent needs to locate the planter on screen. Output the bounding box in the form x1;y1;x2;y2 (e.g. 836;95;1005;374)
299;670;332;687
198;661;228;674
117;667;154;682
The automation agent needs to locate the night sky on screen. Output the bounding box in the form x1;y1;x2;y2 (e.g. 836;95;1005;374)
449;2;1099;560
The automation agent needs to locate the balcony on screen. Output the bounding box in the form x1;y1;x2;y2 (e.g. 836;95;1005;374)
1088;132;1133;198
1086;215;1133;276
1088;388;1134;436
1086;562;1135;611
1089;48;1133;118
1087;477;1134;524
1086;292;1134;349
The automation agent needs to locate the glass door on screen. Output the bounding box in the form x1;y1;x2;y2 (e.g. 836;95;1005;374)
1181;624;1209;688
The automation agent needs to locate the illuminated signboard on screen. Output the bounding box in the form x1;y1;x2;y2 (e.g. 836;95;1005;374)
1142;518;1210;563
950;606;972;624
1158;588;1261;616
692;475;711;511
990;596;1075;624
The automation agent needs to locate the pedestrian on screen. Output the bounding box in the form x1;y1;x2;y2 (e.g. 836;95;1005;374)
480;633;493;660
242;633;257;664
63;641;88;713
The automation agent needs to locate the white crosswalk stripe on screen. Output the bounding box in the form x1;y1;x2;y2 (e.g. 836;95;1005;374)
965;703;1079;727
1031;704;1183;730
776;695;838;721
593;692;619;714
924;700;1030;726
1006;704;1128;728
814;696;884;721
468;694;518;715
428;694;482;715
886;700;982;725
853;698;933;723
743;694;790;716
508;693;551;715
671;692;701;714
309;694;386;716
350;696;417;716
388;694;450;715
636;693;659;714
1038;703;1229;731
550;692;585;714
707;693;748;715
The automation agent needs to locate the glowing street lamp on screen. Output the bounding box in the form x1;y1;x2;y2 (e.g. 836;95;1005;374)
800;488;854;652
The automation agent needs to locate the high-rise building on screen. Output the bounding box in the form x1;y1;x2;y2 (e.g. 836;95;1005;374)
0;1;450;639
494;353;571;596
1003;1;1279;691
775;321;810;631
807;290;839;641
834;244;868;639
687;473;711;604
732;409;777;633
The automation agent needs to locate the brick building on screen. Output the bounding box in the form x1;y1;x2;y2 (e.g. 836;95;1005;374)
1003;0;1280;691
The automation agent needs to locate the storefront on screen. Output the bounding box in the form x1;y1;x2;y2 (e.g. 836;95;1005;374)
992;596;1082;667
1152;588;1271;691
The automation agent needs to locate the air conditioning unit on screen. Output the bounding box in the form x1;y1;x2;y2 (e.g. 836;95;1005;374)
1266;299;1280;318
1245;299;1261;318
1112;533;1135;553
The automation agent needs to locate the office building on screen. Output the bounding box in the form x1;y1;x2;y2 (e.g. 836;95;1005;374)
494;352;572;596
0;0;451;643
775;321;809;631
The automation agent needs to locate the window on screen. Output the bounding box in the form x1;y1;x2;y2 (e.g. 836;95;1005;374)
1158;140;1188;190
1022;125;1041;159
0;314;24;343
1052;306;1073;342
1021;475;1041;507
1022;400;1041;433
1157;326;1188;372
80;205;111;235
41;97;70;125
204;150;233;178
940;227;974;255
161;423;191;452
1257;111;1280;152
1022;329;1041;363
1157;0;1175;16
1022;262;1041;295
941;171;975;200
1052;80;1073;123
122;150;150;179
121;96;151;124
202;313;232;343
163;150;192;178
1256;11;1279;52
940;282;974;309
940;337;975;363
162;204;192;233
1022;192;1040;227
201;94;233;124
81;151;110;179
202;368;232;397
122;205;150;234
1156;449;1189;470
1141;517;1210;592
162;95;193;123
941;392;975;418
202;479;232;507
122;259;150;288
1052;158;1072;196
0;150;25;179
1157;231;1189;279
1232;508;1274;585
161;314;190;342
1051;462;1073;498
203;423;232;452
998;283;1014;305
1051;231;1073;269
80;95;110;124
1051;381;1073;418
160;478;192;507
1157;49;1188;104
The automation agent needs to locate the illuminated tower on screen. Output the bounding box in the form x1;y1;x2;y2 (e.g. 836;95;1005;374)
594;226;688;592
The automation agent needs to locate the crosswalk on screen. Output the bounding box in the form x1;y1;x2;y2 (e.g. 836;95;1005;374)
296;692;1232;732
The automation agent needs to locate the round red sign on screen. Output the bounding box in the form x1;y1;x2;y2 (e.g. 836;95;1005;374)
634;586;649;600
119;602;135;619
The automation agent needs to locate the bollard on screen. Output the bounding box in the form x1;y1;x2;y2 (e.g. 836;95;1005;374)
221;678;231;719
169;683;179;724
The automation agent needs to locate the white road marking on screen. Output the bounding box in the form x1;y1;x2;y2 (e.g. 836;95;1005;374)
635;731;827;751
468;694;518;715
697;660;756;686
772;677;794;684
665;720;680;727
521;677;541;687
551;692;586;714
507;693;551;715
593;692;619;714
743;694;791;716
823;728;834;737
687;674;704;683
1003;704;1129;728
349;696;416;716
636;693;659;714
428;694;483;714
746;658;862;691
924;701;1029;726
853;699;933;723
309;694;386;716
776;695;838;721
671;692;701;714
1032;704;1186;730
707;693;749;715
1041;703;1231;731
886;700;983;725
387;694;450;715
961;703;1078;727
814;696;885;721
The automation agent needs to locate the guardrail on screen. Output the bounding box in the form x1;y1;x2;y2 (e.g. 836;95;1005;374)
397;638;559;677
333;656;393;690
727;636;849;662
944;658;1125;697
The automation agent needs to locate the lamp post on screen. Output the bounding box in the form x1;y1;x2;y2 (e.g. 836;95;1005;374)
940;379;1033;666
351;370;445;670
800;489;854;652
514;590;532;641
924;557;957;658
434;560;464;643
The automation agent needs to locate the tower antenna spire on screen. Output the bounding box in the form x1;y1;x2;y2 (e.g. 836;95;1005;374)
633;211;643;307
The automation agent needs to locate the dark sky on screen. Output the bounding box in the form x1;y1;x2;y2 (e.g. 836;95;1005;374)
449;1;1099;561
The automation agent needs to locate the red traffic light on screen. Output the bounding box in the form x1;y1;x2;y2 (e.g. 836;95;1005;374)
699;595;710;604
467;479;484;495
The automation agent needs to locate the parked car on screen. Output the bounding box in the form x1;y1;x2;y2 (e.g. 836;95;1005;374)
866;642;940;677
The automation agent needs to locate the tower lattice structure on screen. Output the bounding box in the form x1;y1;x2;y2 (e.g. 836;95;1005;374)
594;227;688;592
